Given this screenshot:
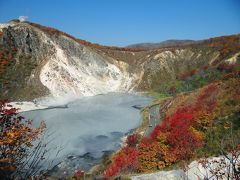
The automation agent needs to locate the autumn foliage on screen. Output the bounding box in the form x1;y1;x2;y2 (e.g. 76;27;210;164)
73;169;85;180
138;106;204;172
137;84;219;173
126;133;140;147
207;34;240;61
103;146;138;178
104;106;204;177
0;100;46;179
153;107;203;158
104;104;205;177
104;74;240;178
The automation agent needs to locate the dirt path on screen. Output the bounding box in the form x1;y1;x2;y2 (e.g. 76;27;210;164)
144;104;161;137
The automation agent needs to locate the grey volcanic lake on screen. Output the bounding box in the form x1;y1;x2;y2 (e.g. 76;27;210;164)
22;93;152;173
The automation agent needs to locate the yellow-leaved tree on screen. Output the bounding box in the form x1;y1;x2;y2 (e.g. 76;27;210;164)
0;100;47;179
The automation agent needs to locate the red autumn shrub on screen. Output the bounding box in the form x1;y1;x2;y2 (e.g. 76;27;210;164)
177;68;198;80
167;111;202;159
217;63;237;73
201;65;209;71
222;71;240;80
197;84;218;111
103;146;138;178
73;169;84;180
151;106;203;160
151;118;169;140
126;133;140;147
103;164;119;178
151;106;195;140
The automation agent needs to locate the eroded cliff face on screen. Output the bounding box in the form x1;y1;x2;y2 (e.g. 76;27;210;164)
39;35;137;97
137;49;220;89
0;21;238;100
0;22;139;99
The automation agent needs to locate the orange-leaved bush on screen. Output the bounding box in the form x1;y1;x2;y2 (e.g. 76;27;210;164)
0;100;46;179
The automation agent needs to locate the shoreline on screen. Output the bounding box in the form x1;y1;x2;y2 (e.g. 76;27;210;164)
9;101;48;112
9;91;147;113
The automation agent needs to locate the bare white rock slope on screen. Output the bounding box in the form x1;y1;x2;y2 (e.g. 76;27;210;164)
40;40;136;97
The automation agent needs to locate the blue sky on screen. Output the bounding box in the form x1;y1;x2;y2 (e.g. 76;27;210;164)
0;0;239;46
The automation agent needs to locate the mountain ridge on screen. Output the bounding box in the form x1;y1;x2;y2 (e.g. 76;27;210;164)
0;20;239;101
126;39;198;49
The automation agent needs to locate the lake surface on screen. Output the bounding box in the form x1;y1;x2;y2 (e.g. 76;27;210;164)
22;93;152;174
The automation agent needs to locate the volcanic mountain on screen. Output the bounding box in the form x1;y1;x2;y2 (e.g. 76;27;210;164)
0;20;239;100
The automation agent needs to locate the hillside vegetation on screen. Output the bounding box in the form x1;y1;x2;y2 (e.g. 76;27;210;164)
103;62;240;178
